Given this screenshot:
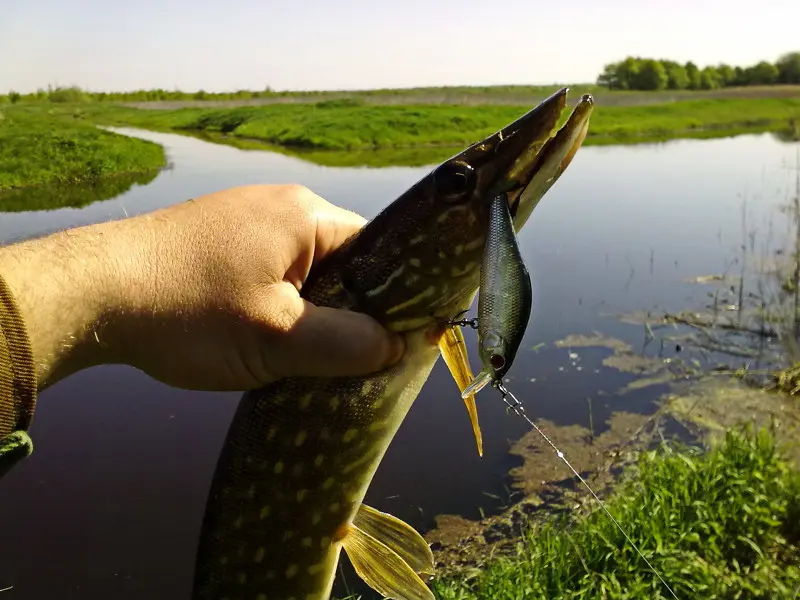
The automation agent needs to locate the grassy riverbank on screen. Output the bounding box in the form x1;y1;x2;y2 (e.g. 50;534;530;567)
0;105;166;192
431;426;799;599
2;87;799;188
82;95;800;152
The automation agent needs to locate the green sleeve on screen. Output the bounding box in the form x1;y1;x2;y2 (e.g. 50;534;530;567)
0;273;37;477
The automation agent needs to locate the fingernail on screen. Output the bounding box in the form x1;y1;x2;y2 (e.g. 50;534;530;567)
387;333;406;366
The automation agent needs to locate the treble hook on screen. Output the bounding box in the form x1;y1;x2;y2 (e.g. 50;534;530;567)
447;317;479;329
442;309;479;330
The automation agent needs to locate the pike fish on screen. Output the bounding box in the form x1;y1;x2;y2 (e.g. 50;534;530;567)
192;89;594;600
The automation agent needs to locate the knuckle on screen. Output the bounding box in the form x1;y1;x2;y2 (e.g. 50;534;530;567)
281;183;316;204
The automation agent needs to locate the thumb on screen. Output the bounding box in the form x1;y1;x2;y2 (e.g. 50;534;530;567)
261;284;406;379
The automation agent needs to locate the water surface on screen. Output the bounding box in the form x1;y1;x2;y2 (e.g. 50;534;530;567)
1;128;798;599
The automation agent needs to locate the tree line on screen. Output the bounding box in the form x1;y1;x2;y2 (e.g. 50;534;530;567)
597;52;800;90
0;84;286;105
3;53;799;105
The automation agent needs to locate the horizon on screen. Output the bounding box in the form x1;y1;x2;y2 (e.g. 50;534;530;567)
2;0;798;95
5;81;600;96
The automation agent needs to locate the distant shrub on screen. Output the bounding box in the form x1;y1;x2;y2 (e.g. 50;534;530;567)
48;86;90;103
8;91;21;104
777;52;800;84
744;61;780;86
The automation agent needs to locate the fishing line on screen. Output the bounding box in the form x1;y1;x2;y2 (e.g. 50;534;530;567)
493;381;680;600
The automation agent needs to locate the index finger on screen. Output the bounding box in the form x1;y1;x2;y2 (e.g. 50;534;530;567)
308;195;368;263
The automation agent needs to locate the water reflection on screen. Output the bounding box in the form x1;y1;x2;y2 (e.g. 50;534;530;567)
0;169;161;213
773;123;800;143
188;131;458;168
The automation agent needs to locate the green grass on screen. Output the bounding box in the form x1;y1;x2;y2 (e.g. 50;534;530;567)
2;89;798;194
0;105;166;192
433;426;800;599
78;96;800;154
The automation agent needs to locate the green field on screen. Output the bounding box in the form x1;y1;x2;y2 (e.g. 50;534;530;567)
0;105;166;192
82;93;800;153
1;84;799;193
433;426;800;599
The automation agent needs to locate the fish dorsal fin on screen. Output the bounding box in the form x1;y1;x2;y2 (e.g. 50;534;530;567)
341;505;434;600
438;326;484;456
353;503;434;576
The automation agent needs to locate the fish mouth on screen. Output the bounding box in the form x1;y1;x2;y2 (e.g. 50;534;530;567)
510;92;594;230
475;88;594;228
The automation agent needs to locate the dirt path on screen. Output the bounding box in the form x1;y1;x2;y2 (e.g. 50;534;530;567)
120;85;800;110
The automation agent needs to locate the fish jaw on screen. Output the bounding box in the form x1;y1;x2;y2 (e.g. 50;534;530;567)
512;93;594;231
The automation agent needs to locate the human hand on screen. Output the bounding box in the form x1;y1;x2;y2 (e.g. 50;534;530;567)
0;185;405;391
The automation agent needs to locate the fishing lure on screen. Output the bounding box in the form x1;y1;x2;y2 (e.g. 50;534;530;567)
459;192;533;398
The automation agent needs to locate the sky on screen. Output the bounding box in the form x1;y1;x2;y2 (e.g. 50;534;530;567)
1;0;798;94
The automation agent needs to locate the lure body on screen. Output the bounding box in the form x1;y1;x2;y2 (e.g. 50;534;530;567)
462;193;533;397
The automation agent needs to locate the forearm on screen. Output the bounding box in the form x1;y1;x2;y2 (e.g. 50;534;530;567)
0;185;404;395
0;223;123;389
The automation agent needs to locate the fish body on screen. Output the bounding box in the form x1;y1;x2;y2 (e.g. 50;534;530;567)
191;89;594;600
462;192;533;397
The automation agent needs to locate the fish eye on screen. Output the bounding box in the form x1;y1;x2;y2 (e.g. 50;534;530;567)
489;354;506;370
433;160;476;201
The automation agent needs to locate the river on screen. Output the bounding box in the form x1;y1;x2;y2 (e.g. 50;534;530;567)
1;128;798;599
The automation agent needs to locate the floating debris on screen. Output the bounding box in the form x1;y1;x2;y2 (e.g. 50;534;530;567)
685;274;728;284
663;377;800;468
555;333;632;353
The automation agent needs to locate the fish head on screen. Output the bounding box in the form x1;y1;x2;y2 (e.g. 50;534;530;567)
323;88;594;331
300;90;594;458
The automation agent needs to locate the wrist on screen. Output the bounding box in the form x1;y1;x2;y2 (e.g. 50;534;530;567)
0;222;122;388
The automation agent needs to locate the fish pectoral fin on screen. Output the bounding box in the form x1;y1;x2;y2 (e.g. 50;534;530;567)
341;521;434;600
438;326;483;457
353;503;435;576
461;370;493;399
